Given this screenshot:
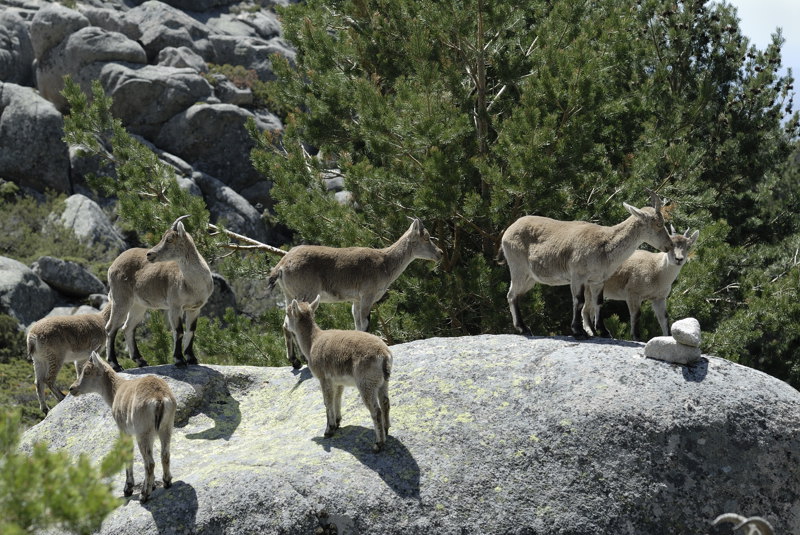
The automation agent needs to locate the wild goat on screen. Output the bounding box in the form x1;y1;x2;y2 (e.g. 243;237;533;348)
268;218;441;368
27;305;112;415
498;193;673;338
283;296;392;452
582;226;699;340
106;215;213;370
69;352;177;503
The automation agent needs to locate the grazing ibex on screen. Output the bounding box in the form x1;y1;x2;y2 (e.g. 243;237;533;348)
269;218;442;368
69;352;177;503
283;296;392;452
582;226;699;340
27;305;111;415
498;193;673;338
106;215;213;370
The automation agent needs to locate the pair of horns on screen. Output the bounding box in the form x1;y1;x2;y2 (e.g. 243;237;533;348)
171;214;191;230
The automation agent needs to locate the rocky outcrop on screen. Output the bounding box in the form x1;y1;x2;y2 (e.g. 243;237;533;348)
193;171;268;242
20;335;800;534
0;9;34;85
0;82;71;194
56;194;127;254
125;1;216;62
0;255;56;326
31;256;105;297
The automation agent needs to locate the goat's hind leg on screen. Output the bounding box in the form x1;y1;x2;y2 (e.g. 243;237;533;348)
319;379;338;437
506;268;535;336
570;280;591;339
33;359;49;415
182;308;202;365
137;433;156;503
359;385;386;452
122;304;149;367
159;424;173;489
167;308;186;367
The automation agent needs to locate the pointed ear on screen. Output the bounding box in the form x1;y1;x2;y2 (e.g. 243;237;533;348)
410;218;422;234
623;202;645;219
288;299;299;315
688;230;699;245
684;228;690;237
90;351;99;364
310;295;321;311
648;190;663;211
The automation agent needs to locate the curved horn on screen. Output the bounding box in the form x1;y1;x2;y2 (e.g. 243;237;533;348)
171;214;191;230
684;228;691;237
736;517;775;535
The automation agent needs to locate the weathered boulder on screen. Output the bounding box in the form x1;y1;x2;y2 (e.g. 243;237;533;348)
0;256;56;326
77;6;142;41
210;75;254;106
20;336;800;534
0;9;35;85
56;194;127;254
193;171;268;242
129;0;240;13
0;83;70;194
29;3;89;60
202;9;282;40
672;317;702;347
156;46;207;73
645;335;702;365
36;26;147;111
81;62;213;138
210;35;286;81
155;103;281;207
125;1;216;62
31;256;105;297
43;304;102;319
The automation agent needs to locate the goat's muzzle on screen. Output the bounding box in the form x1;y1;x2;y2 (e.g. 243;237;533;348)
68;385;79;396
146;250;156;262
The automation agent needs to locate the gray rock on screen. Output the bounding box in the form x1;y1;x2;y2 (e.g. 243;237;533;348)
0;255;55;326
202;272;236;319
175;176;202;197
323;175;345;192
209;35;280;81
0;83;70;194
29;3;89;60
155;103;281;207
31;256;105;297
36;26;147;111
672;317;701;347
0;9;35;85
644;335;702;364
57;194;126;254
43;304;102;319
193;171;268;242
78;6;142;41
212;76;254;106
125;1;216;62
202;9;282;40
82;62;213;139
135;0;240;12
156;46;207;73
18;335;800;533
87;293;110;310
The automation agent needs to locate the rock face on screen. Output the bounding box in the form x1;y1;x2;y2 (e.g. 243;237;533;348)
0;9;34;85
31;256;105;297
0;255;55;325
20;335;800;534
0;82;71;193
56;194;127;254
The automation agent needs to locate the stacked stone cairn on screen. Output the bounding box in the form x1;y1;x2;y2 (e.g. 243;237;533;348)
644;317;702;365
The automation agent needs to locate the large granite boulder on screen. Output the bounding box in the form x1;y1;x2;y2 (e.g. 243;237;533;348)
19;336;800;534
82;62;213;138
128;0;240;13
77;6;142;41
29;3;89;60
0;9;35;85
156;46;207;73
201;9;282;40
155;103;281;208
193;171;268;242
210;35;290;81
35;26;147;111
0;256;56;326
31;256;105;297
56;194;127;254
124;1;216;62
0;83;70;194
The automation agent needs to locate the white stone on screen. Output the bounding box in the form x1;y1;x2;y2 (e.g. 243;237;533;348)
671;318;701;347
644;336;702;365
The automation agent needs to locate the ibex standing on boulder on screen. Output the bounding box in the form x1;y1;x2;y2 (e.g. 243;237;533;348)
105;215;213;370
499;193;673;338
269;218;442;368
284;296;392;452
69;352;177;503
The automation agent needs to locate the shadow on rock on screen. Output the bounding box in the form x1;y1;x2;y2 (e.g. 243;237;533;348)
290;366;314;392
313;425;421;500
131;364;242;441
682;357;708;383
139;480;199;534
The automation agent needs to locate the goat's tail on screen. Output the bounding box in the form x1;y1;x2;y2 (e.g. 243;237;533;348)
267;268;282;292
495;245;506;266
382;353;392;382
26;334;36;361
154;399;166;431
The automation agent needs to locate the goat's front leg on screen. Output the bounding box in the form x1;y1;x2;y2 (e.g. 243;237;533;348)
319;379;338;437
123;305;149;368
587;284;610;338
351;298;372;331
570;280;590;339
626;297;643;341
652;298;670;336
182;308;202;365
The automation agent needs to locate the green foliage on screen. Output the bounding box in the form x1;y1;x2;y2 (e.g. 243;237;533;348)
205;64;272;108
254;0;800;383
0;192;114;276
0;409;130;535
0;315;25;364
61;77;216;256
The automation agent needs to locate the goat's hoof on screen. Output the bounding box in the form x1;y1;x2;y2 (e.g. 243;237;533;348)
139;493;150;503
186;356;199;366
373;442;384;453
324;429;336;438
163;478;172;489
290;358;302;370
135;358;149;368
174;360;187;368
123;486;133;497
111;362;124;372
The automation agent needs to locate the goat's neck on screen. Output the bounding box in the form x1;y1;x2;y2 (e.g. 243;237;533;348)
382;231;416;281
175;244;212;281
294;320;323;363
97;367;121;408
660;253;684;282
606;216;649;259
